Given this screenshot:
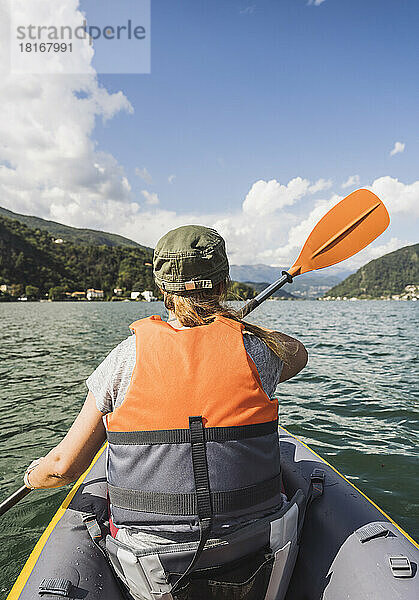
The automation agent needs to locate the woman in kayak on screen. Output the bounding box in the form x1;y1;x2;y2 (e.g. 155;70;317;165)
24;225;307;599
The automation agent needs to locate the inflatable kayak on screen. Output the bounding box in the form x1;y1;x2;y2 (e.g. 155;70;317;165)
7;428;419;599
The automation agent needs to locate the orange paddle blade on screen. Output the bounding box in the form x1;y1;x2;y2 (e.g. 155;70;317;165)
288;189;390;277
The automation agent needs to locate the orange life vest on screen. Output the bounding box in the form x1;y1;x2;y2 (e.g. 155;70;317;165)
106;314;282;533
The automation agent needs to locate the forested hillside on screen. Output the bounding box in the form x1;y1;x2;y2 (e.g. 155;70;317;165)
326;243;419;298
0;215;256;301
0;215;155;298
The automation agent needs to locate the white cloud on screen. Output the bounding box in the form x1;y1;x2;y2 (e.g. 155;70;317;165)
0;1;134;230
341;174;360;189
307;0;326;6
141;190;160;205
212;176;418;267
370;176;419;217
308;178;332;193
360;237;405;261
390;141;405;156
168;174;176;184
136;167;153;184
242;177;331;217
242;177;310;216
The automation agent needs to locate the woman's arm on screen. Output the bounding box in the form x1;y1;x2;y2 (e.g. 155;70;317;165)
251;323;308;382
26;391;106;489
276;332;308;382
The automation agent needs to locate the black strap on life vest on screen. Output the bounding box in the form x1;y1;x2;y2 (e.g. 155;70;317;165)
107;419;278;445
107;474;281;515
171;416;213;595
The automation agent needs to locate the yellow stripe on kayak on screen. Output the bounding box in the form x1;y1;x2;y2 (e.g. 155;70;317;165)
280;427;419;549
7;429;418;599
7;444;107;600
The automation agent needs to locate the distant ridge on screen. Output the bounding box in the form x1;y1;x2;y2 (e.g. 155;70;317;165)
244;282;295;299
230;264;351;299
0;206;151;250
326;243;419;298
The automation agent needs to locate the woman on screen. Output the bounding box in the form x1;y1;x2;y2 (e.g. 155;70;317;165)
24;225;307;599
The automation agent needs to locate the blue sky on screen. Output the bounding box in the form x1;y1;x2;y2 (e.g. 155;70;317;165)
95;0;418;214
1;0;418;268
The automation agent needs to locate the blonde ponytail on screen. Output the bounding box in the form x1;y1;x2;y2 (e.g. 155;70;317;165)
163;280;294;363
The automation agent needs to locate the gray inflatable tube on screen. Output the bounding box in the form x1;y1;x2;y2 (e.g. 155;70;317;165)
8;428;419;599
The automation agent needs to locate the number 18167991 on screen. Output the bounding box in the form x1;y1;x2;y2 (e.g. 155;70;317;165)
19;42;73;53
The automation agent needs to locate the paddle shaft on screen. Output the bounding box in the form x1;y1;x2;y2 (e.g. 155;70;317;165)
239;271;293;318
0;485;31;517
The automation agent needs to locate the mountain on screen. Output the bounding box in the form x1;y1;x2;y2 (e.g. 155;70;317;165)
230;264;351;299
0;215;155;298
0;206;150;250
325;243;419;299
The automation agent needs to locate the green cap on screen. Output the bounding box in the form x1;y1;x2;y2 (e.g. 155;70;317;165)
153;225;229;292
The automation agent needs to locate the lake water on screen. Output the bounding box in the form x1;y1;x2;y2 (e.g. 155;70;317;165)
0;300;418;594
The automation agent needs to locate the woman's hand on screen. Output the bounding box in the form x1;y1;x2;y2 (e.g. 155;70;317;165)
24;391;106;489
23;458;44;489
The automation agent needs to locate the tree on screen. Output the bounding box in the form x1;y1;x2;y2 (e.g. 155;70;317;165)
49;286;67;300
25;285;40;299
228;281;257;300
9;283;24;298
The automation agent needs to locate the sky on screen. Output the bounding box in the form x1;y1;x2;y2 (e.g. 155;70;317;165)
0;0;418;270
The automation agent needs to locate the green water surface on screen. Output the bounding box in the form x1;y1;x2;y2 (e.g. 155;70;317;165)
0;300;418;595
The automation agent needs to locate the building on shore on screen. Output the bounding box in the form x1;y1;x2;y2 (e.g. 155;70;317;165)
130;290;158;301
141;290;157;302
113;288;123;296
322;283;419;301
71;291;86;299
87;289;104;300
403;284;419;300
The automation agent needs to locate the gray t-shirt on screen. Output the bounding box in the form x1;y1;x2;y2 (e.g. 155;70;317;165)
87;331;283;414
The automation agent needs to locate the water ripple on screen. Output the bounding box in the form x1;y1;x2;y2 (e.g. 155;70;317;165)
0;300;417;593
